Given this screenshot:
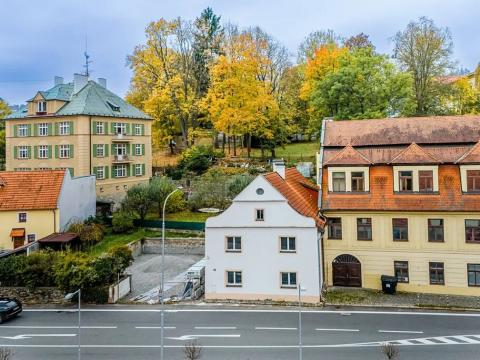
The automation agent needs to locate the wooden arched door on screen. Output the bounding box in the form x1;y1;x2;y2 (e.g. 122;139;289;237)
332;254;362;287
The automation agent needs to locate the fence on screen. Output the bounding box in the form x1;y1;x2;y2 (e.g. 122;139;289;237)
133;219;205;231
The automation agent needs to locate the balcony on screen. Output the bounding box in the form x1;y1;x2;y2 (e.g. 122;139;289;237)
112;154;132;163
111;133;132;142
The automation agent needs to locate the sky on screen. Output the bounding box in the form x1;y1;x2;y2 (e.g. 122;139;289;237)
1;0;479;105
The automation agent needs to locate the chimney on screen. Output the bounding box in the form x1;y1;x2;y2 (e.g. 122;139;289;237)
272;159;286;179
73;73;88;94
54;76;64;86
98;78;107;88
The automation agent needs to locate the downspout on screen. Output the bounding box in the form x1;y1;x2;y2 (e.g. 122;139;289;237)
53;209;57;233
89;116;92;175
316;229;323;302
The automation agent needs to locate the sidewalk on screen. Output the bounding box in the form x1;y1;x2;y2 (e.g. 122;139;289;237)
325;287;480;310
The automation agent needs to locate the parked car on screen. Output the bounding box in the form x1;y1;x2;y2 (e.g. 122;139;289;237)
0;298;22;324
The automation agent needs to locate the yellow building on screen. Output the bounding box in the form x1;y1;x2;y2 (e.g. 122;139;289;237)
0;170;95;251
318;116;480;296
4;74;152;203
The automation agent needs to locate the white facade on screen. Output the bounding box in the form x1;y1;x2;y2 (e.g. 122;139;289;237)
205;176;322;304
57;171;96;230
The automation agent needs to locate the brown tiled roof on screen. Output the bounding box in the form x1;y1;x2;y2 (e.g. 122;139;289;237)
389;143;440;164
322;165;480;212
323;116;480;147
264;168;324;228
0;170;65;210
38;232;78;243
456;141;480;164
324;145;372;166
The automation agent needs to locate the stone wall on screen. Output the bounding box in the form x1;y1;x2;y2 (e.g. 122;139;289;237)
128;237;205;257
0;287;68;305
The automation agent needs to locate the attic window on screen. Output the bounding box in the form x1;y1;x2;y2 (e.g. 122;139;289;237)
107;101;120;112
256;188;264;195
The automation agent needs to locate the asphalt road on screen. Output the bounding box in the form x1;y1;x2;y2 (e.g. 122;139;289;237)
1;306;480;359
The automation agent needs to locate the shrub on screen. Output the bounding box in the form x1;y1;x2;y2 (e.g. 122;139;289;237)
149;176;186;217
164;165;183;180
178;145;222;175
121;184;152;220
68;222;105;249
0;255;27;287
187;169;230;210
108;246;134;271
112;211;134;234
82;287;109;304
20;250;59;290
53;252;98;293
226;173;254;198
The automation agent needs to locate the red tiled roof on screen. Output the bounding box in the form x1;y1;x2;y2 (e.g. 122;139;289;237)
264;168;324;228
323;115;480;147
0;170;65;210
324;144;372;166
389;143;440;164
456;141;480;164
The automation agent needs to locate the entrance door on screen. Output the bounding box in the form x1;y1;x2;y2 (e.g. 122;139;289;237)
13;236;25;249
332;254;362;287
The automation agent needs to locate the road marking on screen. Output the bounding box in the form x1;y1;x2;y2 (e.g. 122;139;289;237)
435;337;458;344
455;335;480;344
255;327;297;331
378;330;424;334
135;326;176;330
0;326;116;329
316;328;359;332
167;334;241;341
0;334;77;340
194;326;237;330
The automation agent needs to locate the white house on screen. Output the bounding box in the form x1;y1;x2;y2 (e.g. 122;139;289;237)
205;161;325;304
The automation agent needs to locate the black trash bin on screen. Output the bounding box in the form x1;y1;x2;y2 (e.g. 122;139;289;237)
381;275;398;294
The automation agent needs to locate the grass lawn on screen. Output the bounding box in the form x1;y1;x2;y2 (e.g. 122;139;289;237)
241;141;319;161
89;228;160;256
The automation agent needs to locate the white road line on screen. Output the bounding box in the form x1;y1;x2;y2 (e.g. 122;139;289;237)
0;326;117;329
255;327;297;330
378;330;424;334
316;328;359;332
414;339;437;345
135;326;176;329
435;337;458;344
194;326;237;330
455;335;480;344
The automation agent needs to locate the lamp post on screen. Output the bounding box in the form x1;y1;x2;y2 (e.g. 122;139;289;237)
160;186;183;360
298;283;306;360
65;289;81;360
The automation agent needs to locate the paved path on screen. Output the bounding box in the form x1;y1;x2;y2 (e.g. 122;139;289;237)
1;306;480;359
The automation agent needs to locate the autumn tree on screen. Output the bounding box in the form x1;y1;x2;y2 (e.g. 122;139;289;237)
447;78;480;114
393;17;454;115
298;29;342;63
344;33;374;50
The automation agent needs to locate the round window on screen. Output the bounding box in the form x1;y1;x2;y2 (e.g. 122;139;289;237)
256;188;264;195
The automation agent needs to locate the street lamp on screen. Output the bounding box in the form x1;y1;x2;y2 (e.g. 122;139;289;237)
65;289;81;360
298;283;306;360
160;186;183;360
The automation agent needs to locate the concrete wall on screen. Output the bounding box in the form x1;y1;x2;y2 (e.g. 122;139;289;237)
108;275;132;303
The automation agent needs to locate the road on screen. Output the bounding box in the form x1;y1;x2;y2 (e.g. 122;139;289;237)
1;306;480;359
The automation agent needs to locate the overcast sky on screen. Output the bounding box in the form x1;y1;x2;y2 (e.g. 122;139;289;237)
1;0;479;104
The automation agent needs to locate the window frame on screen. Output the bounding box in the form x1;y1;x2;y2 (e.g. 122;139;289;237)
428;219;444;242
38;145;48;159
134;164;143;176
37;101;47;113
134;124;142;135
280;272;297;288
255;209;264;222
328;217;342;240
280;236;296;253
59;144;71;159
225;236;242;253
466;170;480;192
394;261;409;283
418;170;434;192
95;122;104;135
18;212;27;223
356;218;372;241
465;219;480;243
398;170;413;192
58;122;70;136
114;164;127;178
332;171;346;192
392;218;409;242
96;166;105;180
27;234;36;243
135;144;142;156
226;270;242;287
96;144;105;157
115;143;127;156
114;122;127;135
467;263;480;287
38;123;49;136
429;262;445;285
17;124;28;137
18;146;29;159
351;171;365;192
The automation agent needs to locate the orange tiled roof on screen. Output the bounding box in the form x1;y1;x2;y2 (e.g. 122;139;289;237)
0;170;65;210
456;141;480;164
324;144;372;166
389;143;440;164
264;168;324;228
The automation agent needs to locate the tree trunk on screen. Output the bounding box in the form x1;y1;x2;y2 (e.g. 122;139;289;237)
227;136;231;155
222;133;226;153
233;136;237;156
247;133;251;158
270;148;276;158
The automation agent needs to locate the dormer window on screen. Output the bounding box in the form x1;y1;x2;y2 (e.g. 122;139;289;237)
107;101;120;112
332;172;346;192
37;101;47;113
467;170;480;192
351;172;365;192
399;171;413;192
328;167;369;192
393;166;438;193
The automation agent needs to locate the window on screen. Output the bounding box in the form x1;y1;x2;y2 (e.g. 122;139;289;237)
399;171;413;192
419;170;434;192
115;143;127;156
392;218;408;241
95;122;104;135
468;264;480;287
18;213;27;223
429;262;445;285
281;272;297;288
96;144;105;157
37;101;47;113
256;188;264;195
255;209;264;221
17;124;28;137
27;234;36;243
96;167;105;180
351;172;365;192
465;219;480;243
226;271;242;286
18;146;29;159
135;144;142;156
428;219;444;242
328;218;342;239
107;101;120;112
280;237;296;252
134;164;143;176
332;172;346;192
394;261;409;283
357;218;372;241
38;123;48;136
114;164;127;178
38;145;48;159
134;124;142;135
226;236;241;252
114;122;127;135
59;145;71;159
467;170;480;192
58;122;70;135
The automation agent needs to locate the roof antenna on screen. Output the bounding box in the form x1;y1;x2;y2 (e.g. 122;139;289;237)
83;35;92;78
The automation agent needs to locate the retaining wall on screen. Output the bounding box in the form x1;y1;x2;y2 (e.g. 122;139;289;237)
0;287;68;305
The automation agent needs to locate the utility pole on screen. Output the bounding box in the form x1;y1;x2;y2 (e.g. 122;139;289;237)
298;283;305;360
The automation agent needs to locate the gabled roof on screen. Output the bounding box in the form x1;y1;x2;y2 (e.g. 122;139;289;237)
389;143;440;164
264;168;324;228
456;141;480;164
324;144;372;166
0;170;65;210
6;80;151;120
